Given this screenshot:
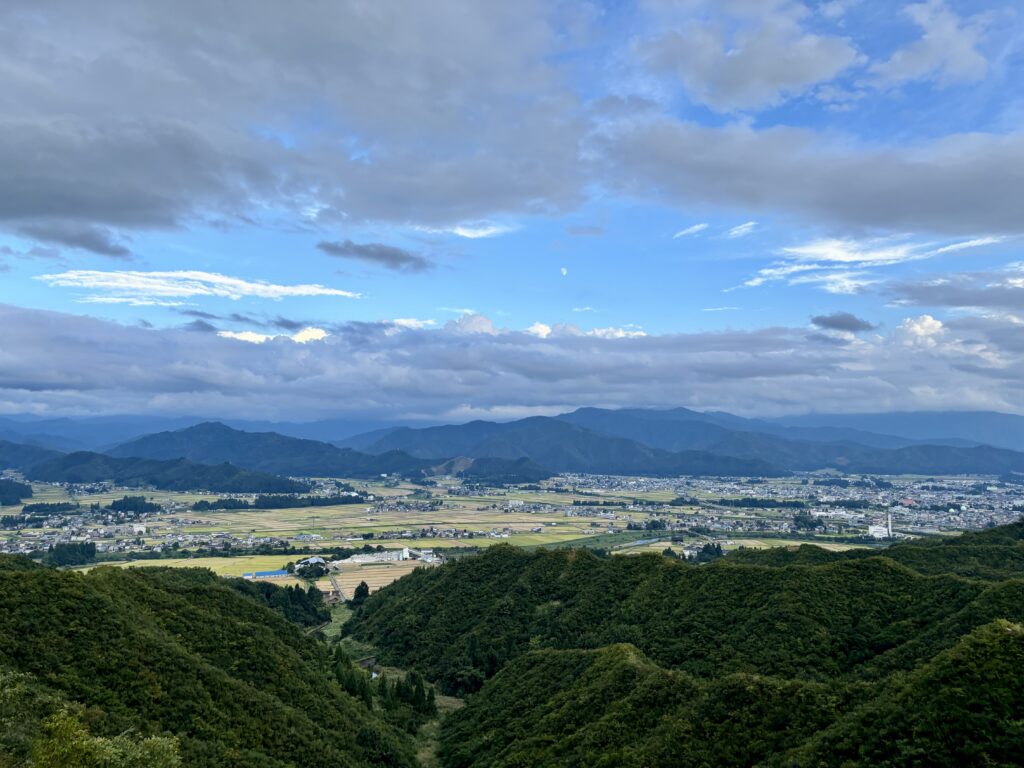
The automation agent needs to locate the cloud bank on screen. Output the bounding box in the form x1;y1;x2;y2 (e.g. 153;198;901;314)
1;304;1021;420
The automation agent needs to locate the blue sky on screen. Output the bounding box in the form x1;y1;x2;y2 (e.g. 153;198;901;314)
2;0;1024;419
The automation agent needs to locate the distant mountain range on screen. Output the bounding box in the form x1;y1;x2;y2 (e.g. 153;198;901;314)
109;423;561;482
109;408;1024;478
773;410;1024;453
0;414;410;453
111;421;784;478
5;406;1024;482
0;440;306;493
337;407;1024;476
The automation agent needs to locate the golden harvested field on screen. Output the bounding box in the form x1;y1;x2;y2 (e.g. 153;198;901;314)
96;554;432;594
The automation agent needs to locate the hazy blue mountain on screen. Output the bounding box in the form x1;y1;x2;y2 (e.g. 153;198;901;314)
341;417;783;476
559;407;970;450
0;440;63;471
110;422;435;478
774;410;1024;452
0;414;413;452
116;421;782;478
347;409;1024;475
0;439;305;492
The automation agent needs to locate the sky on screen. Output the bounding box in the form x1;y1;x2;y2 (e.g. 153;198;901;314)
1;0;1024;421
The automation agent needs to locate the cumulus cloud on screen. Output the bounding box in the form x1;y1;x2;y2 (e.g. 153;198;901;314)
316;240;432;272
872;0;989;87
897;314;944;348
36;269;360;302
600;119;1024;236
526;322;552;338
638;0;861;111
811;311;876;332
3;303;1023;419
0;0;584;248
218;326;329;344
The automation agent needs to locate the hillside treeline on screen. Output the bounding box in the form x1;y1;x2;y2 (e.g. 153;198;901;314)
0;558;416;767
346;521;1024;766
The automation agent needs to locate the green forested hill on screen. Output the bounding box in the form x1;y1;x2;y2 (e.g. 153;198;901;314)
0;559;415;767
345;521;1024;766
440;621;1024;768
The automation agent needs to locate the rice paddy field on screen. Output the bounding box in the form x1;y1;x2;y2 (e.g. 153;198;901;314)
85;554;429;595
7;475;875;594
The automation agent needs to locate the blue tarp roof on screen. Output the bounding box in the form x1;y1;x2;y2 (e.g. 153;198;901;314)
243;569;289;579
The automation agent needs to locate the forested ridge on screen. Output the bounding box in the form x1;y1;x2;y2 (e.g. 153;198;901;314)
346;521;1024;766
0;558;416;767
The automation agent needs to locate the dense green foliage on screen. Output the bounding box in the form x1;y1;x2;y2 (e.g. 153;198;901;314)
441;622;1024;767
26;452;306;493
43;542;97;567
345;520;1024;765
192;493;365;511
227;579;330;626
0;479;32;506
107;495;162;513
0;668;182;767
20;502;79;514
0;559;415;767
455;457;553;484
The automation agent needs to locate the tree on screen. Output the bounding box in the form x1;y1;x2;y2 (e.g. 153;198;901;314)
30;709;181;768
351;581;370;608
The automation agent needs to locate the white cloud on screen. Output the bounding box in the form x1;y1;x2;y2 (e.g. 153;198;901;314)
779;238;918;265
572;306;596;313
739;263;822;289
703;306;739;312
390;318;437;330
588;325;647;339
526;322;552;338
789;270;876;294
445;313;497;335
37;270;360;302
872;0;989;87
78;296;186;307
726;221;758;238
560;267;568;276
218;330;274;344
218;326;330;344
897;314;944;347
439;307;477;315
673;223;708;238
740;235;1002;293
445;222;516;239
930;236;1005;255
291;327;329;343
